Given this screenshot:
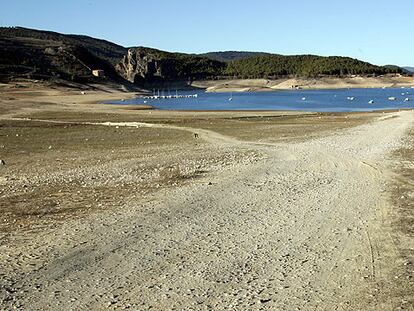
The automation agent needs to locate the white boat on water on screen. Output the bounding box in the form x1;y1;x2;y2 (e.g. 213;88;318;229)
143;92;198;100
302;97;306;101
404;98;410;102
368;100;374;104
347;97;355;101
388;97;397;101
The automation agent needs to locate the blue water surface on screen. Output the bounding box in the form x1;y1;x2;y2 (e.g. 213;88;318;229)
109;88;414;112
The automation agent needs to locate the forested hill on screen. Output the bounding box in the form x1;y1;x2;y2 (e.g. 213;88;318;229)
224;55;400;78
199;51;270;62
0;26;403;85
118;50;400;83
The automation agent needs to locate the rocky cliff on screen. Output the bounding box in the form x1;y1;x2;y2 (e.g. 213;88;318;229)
116;47;226;83
116;48;164;83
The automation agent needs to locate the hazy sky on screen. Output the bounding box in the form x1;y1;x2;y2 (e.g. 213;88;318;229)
1;0;413;66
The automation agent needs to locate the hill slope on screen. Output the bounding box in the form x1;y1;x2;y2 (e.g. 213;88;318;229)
0;26;404;86
0;27;126;65
0;27;128;83
403;67;414;74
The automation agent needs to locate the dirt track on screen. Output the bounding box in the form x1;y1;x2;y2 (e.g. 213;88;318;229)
1;110;413;310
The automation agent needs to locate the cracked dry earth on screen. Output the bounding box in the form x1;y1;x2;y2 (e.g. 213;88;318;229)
1;111;414;310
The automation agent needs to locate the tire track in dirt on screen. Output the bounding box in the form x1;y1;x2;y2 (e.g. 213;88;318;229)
1;111;412;310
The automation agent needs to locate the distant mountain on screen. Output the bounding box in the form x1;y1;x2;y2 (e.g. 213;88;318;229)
403;67;414;73
199;51;270;62
0;26;404;86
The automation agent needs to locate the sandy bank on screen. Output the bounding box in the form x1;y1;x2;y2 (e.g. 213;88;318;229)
0;81;152;118
192;76;414;92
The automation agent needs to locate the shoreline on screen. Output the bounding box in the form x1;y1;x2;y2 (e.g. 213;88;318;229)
3;81;412;115
102;87;414;114
192;76;414;93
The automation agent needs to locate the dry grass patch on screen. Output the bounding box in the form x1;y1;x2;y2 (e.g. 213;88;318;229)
388;129;414;306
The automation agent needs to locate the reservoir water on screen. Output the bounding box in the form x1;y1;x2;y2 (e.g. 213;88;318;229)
109;88;414;112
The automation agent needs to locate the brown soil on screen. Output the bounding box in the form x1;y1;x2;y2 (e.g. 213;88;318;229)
0;82;413;310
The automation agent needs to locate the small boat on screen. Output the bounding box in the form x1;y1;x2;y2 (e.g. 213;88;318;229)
229;92;233;101
368;100;374;104
302;97;306;101
404;98;410;102
347;96;355;101
388;97;397;101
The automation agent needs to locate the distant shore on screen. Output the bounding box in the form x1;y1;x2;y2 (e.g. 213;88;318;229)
192;76;414;92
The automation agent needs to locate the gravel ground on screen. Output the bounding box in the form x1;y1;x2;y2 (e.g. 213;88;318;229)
1;110;413;310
